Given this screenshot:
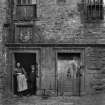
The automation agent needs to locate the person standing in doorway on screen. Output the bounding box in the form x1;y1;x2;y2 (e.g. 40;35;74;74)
71;57;82;96
29;64;37;95
13;62;28;96
76;65;82;96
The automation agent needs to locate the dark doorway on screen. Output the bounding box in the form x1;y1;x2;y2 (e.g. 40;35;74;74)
14;53;37;95
15;53;36;74
57;52;81;96
58;53;80;60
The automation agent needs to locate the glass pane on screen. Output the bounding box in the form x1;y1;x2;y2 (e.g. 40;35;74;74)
57;0;66;4
17;0;21;4
84;0;102;4
28;0;32;4
32;0;37;4
22;0;26;4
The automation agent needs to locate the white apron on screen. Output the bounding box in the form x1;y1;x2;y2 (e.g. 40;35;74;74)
17;73;28;92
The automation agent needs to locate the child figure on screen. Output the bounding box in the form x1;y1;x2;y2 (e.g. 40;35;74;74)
29;65;37;95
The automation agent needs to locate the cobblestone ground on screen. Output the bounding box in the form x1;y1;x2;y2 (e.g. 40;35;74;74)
1;93;105;105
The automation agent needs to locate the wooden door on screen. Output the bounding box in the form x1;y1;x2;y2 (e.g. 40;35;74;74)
57;52;81;96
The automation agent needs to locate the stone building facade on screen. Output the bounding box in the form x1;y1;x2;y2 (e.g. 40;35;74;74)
1;0;105;96
0;0;7;97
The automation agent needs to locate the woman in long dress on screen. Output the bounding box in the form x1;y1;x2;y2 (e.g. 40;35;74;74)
13;62;28;96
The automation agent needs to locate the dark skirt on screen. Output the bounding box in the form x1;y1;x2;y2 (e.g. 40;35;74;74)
72;78;81;96
13;75;18;95
30;80;36;94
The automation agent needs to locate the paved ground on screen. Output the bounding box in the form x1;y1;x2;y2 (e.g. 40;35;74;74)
1;93;105;105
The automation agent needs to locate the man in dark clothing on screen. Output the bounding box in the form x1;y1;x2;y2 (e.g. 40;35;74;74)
29;64;37;95
76;66;82;96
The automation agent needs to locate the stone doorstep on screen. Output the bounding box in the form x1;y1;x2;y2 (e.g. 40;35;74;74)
16;103;74;105
17;103;34;105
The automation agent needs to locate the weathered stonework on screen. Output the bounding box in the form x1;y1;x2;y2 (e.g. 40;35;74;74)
0;0;8;98
1;0;105;97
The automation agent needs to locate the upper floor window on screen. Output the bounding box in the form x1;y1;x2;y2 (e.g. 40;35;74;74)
15;0;37;20
82;0;103;21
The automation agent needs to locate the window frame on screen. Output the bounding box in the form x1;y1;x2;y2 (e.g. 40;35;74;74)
15;0;37;20
17;0;37;5
82;0;104;21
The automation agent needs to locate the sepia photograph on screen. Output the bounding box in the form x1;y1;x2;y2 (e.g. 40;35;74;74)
0;0;105;105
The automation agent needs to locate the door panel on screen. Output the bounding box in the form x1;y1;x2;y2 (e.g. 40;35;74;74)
57;52;81;96
57;60;73;96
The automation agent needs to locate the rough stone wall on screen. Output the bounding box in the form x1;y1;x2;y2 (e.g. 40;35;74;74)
85;47;105;94
34;0;105;94
36;0;82;42
3;0;105;96
34;0;105;44
0;0;7;98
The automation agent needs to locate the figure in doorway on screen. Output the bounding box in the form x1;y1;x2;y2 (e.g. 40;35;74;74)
70;57;83;96
76;65;82;96
67;68;71;79
13;62;28;96
29;64;38;95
